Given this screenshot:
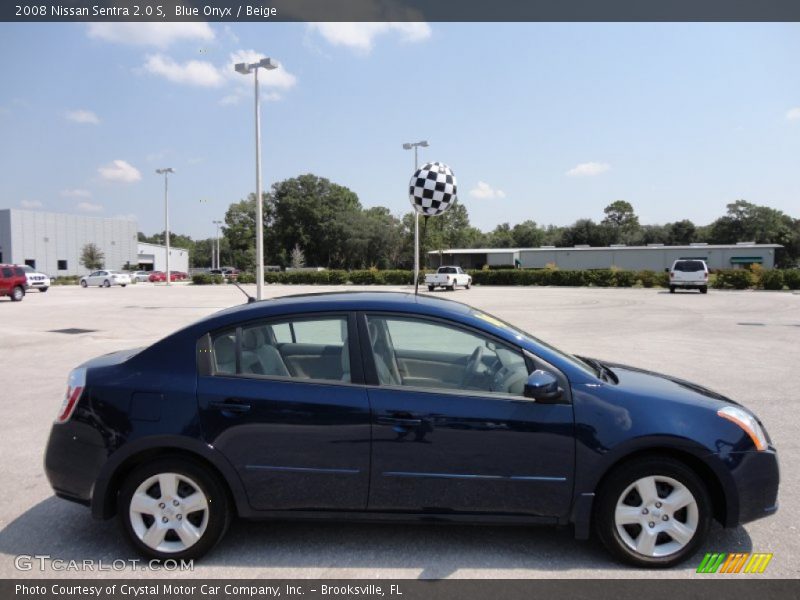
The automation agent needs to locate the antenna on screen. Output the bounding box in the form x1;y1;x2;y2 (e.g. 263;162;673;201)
230;279;256;303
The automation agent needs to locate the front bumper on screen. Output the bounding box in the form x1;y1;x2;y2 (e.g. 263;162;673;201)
724;448;779;526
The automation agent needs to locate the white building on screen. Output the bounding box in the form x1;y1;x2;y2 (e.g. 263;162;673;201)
0;209;138;276
136;242;189;273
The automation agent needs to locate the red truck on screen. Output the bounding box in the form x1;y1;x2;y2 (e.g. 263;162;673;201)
0;264;27;301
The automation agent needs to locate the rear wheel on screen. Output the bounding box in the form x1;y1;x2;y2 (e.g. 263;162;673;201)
80;280;88;288
121;284;127;288
700;286;708;294
465;281;471;289
39;287;48;292
11;286;24;301
595;456;711;567
118;457;231;561
428;285;435;292
669;286;676;293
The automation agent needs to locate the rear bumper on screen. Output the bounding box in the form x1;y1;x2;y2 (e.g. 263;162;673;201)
44;420;107;509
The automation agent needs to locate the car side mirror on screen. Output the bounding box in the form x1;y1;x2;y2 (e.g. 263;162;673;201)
524;370;563;402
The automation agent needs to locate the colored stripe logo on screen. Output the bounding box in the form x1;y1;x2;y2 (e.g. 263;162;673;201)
697;552;773;574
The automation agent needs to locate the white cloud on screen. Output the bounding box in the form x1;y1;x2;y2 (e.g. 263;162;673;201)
566;162;611;177
469;181;506;200
308;22;431;52
60;188;92;198
98;160;141;183
87;23;214;48
787;107;800;122
20;200;42;209
65;109;100;124
143;54;224;87
76;202;104;213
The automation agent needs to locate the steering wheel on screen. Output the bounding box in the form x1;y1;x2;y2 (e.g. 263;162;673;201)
461;345;484;387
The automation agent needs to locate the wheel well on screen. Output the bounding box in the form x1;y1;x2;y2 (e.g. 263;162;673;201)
101;448;236;519
594;448;728;526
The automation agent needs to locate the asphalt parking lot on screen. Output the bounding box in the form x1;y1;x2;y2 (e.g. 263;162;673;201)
1;283;797;579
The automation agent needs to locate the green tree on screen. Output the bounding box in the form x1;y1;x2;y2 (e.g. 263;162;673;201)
80;243;105;271
511;220;545;247
602;200;640;243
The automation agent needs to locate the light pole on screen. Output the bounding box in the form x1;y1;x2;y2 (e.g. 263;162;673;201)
403;140;429;293
213;220;223;270
235;56;278;301
155;168;175;285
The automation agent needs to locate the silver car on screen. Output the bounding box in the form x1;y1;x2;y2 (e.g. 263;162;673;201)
80;270;131;288
131;271;151;282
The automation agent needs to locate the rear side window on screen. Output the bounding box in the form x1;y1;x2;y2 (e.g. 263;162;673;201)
2;268;12;278
673;261;705;272
13;267;25;276
211;315;351;383
440;267;456;274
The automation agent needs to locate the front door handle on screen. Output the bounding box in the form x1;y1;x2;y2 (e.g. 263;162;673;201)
378;412;422;427
209;399;251;414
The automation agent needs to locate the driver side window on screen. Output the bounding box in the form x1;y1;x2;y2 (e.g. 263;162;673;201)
365;315;529;396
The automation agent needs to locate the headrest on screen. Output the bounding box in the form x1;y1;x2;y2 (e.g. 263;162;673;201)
214;335;236;363
242;328;260;350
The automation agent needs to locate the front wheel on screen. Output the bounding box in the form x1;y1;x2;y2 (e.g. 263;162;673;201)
428;285;435;292
118;458;231;561
11;286;24;301
121;284;127;288
80;280;88;288
103;279;111;288
595;456;711;568
669;286;676;293
39;287;48;292
700;286;708;294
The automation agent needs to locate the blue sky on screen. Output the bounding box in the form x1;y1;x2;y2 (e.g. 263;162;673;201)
0;22;798;239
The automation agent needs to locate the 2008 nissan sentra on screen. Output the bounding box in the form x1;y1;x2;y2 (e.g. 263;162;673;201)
44;291;779;567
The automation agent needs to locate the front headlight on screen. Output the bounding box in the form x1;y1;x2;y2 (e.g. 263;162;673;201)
718;406;768;451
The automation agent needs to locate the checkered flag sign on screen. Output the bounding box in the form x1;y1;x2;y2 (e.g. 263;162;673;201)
409;162;457;216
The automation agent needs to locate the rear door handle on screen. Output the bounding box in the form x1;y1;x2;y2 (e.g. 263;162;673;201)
209;399;251;414
378;413;422;427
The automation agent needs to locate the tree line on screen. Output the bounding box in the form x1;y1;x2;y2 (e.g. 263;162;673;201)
138;173;800;270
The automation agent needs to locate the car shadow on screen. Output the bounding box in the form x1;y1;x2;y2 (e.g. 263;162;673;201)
0;496;751;578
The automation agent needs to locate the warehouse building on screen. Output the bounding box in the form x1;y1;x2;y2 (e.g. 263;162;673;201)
0;208;138;276
136;241;189;274
428;243;781;271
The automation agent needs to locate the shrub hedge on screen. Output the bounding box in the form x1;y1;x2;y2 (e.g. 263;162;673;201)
193;267;799;290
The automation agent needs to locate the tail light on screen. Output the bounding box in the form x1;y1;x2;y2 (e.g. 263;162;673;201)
704;272;708;280
56;367;86;424
670;272;674;279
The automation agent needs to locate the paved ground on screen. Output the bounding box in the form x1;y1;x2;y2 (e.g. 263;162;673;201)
0;283;797;579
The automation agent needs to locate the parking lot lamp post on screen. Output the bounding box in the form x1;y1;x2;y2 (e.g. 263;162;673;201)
403;140;429;293
155;168;175;285
235;57;278;301
213;220;223;269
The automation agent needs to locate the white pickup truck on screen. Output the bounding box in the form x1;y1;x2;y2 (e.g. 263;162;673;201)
425;266;472;291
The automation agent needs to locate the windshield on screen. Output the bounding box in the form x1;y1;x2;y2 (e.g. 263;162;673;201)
21;265;34;273
470;309;600;378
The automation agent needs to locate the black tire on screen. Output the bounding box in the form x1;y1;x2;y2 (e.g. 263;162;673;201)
447;285;455;291
11;286;24;302
465;281;471;289
121;284;127;288
118;457;231;561
700;286;708;294
80;280;88;288
103;279;111;288
428;285;435;292
669;286;676;293
39;287;48;293
594;456;711;568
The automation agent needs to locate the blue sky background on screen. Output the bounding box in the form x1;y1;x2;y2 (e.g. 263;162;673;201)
0;22;798;239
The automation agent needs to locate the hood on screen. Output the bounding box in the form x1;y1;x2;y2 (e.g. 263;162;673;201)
602;361;742;410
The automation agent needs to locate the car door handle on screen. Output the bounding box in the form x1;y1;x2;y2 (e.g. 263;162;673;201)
209;399;251;414
378;415;422;426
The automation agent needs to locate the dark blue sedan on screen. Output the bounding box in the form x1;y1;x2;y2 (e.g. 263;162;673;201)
44;292;778;567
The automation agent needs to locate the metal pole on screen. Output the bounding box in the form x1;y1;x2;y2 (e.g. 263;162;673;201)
216;224;221;269
413;145;419;294
254;67;265;300
164;173;170;286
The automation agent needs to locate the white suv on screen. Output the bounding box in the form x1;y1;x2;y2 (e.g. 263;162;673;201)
20;265;51;292
668;259;709;294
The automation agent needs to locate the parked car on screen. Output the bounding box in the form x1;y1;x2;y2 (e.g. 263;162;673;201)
148;271;179;283
20;265;51;292
210;268;239;280
425;266;472;291
132;271;151;283
44;292;778;567
668;260;709;294
173;271;188;280
0;264;27;301
80;270;131;288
